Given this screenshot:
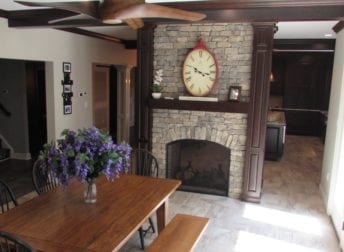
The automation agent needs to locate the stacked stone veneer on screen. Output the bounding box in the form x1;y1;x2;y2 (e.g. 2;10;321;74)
152;109;247;198
151;23;253;198
153;23;253;101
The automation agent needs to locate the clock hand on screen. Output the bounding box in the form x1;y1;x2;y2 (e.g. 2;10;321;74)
196;69;210;77
186;65;200;73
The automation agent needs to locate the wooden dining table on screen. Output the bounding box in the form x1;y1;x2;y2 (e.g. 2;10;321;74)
0;175;181;252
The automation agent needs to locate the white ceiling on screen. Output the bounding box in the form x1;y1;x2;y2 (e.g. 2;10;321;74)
274;21;337;39
0;0;338;40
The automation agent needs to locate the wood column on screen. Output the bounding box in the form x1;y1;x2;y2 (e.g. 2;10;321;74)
242;23;275;203
137;25;155;150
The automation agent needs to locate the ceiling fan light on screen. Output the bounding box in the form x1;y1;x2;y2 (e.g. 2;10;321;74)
102;18;123;24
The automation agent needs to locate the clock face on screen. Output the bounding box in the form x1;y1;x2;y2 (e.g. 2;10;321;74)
182;48;218;97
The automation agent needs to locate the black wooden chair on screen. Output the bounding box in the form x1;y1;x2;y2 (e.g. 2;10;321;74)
0;231;36;252
0;180;17;214
32;159;59;194
131;148;159;250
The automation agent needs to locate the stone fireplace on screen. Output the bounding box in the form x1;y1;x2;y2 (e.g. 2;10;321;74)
150;23;253;198
152;109;247;198
166;139;230;196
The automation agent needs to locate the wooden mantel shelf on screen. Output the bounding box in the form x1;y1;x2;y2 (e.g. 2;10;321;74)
148;98;249;113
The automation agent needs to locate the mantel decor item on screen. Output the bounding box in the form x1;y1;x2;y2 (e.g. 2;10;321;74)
39;127;131;203
228;86;241;101
182;38;219;97
152;69;163;99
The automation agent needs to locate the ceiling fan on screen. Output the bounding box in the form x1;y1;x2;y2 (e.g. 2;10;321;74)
15;0;206;29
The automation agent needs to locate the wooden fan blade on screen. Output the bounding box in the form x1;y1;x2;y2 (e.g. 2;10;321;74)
125;18;144;30
15;0;100;19
48;14;93;24
102;3;206;22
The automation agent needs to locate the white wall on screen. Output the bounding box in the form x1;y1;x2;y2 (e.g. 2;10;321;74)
0;18;136;141
320;28;344;248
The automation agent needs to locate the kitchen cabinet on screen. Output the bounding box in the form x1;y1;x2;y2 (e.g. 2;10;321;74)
265;112;286;161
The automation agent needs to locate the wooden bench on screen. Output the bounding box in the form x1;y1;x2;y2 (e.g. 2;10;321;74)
146;214;209;252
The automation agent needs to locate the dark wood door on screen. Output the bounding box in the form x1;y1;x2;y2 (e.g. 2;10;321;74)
26;61;47;159
129;67;139;148
109;65;118;142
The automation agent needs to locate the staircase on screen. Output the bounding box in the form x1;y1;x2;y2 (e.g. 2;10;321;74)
0;139;10;161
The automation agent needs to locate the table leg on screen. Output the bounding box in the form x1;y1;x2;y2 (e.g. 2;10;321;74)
156;200;168;233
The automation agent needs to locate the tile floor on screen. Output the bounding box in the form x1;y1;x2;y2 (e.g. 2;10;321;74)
14;135;340;252
121;135;340;252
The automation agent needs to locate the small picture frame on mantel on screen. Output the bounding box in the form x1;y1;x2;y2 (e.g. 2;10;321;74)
228;86;241;101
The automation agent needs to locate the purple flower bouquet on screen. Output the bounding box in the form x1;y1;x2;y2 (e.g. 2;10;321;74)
39;127;131;189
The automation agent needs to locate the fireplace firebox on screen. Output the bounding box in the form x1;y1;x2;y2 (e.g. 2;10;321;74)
166;139;230;196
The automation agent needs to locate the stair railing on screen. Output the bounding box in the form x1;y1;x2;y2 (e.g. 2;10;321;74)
0;102;11;117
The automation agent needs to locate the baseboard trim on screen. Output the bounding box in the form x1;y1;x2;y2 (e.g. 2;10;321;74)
11;152;31;160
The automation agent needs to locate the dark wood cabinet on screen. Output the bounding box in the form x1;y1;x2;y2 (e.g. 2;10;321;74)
265;123;286;160
271;51;333;136
265;111;286;161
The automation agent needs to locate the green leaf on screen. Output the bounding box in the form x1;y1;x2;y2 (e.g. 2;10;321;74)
67;149;75;157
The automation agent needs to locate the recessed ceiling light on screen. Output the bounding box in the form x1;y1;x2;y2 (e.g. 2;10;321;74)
324;34;333;37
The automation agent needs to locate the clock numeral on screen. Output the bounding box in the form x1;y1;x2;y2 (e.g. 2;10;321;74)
210;70;216;74
186;76;191;82
206;85;211;90
209;77;215;81
190;56;195;62
198;87;202;94
184;71;191;75
207;55;211;61
209;64;215;68
199;50;203;58
190;84;194;90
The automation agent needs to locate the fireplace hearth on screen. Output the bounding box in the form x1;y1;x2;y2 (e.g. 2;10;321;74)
166;139;230;196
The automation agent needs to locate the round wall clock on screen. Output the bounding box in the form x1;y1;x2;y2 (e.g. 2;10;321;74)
182;38;219;97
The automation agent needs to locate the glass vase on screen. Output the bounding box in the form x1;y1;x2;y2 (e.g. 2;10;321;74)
84;178;97;204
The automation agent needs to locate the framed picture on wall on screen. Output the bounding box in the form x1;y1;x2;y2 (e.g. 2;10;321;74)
64;105;72;115
63;62;71;73
63;85;72;93
228;86;241;101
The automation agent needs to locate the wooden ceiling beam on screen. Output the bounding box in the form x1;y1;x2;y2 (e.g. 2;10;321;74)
201;6;344;22
5;5;344;29
55;27;136;48
57;27;122;43
161;0;344;10
0;9;9;18
333;21;344;33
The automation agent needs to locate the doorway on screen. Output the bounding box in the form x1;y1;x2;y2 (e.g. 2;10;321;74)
260;21;340;251
262;23;335;211
0;58;47;159
0;58;47;197
92;64;135;144
263;22;335;201
26;61;47;159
